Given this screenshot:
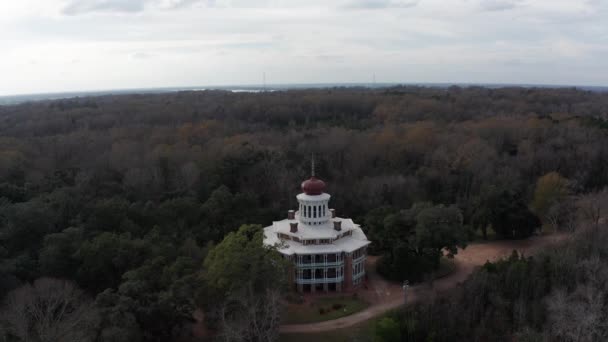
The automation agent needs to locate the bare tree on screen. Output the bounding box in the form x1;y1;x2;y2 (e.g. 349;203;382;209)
218;287;283;342
546;197;577;232
546;285;608;342
577;189;608;227
0;278;100;342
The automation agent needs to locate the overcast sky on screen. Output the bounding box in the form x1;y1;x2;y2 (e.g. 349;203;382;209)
1;0;607;95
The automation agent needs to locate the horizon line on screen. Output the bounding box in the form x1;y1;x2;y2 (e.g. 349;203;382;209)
1;81;607;102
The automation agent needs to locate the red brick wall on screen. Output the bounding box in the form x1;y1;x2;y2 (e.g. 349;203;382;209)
287;258;296;291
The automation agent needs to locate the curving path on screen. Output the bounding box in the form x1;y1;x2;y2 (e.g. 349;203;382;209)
280;233;569;334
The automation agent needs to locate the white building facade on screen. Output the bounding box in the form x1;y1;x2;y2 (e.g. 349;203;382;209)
263;173;370;292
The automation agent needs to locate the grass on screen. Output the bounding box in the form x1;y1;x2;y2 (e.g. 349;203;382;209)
280;307;404;342
280;317;376;342
285;295;370;324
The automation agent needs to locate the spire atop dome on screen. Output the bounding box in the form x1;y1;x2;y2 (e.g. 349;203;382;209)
301;154;326;195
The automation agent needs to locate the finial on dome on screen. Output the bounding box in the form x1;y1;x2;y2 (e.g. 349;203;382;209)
301;154;326;195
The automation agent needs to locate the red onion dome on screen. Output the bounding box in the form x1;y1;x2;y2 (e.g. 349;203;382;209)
301;176;326;195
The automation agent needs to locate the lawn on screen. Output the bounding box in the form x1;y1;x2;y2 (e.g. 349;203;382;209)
279;307;402;342
280;317;375;342
285;295;370;324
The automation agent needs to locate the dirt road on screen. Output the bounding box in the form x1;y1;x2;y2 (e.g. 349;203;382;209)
280;233;569;333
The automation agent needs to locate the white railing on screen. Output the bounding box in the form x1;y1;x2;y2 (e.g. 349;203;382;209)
295;276;344;284
295;260;343;267
353;271;365;281
353;254;366;263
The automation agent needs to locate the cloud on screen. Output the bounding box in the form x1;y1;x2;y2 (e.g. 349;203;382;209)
156;0;201;9
479;0;521;11
62;0;202;15
344;0;419;9
129;52;154;59
62;0;147;15
316;55;346;63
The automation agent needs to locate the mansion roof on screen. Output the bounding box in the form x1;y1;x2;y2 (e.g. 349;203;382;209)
263;216;370;255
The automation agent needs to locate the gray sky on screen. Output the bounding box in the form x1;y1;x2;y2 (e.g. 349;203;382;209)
1;0;607;95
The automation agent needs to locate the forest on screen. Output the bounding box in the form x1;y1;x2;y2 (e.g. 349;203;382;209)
1;86;608;341
375;222;608;342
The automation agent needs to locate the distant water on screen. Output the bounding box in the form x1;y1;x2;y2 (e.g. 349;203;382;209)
1;83;607;106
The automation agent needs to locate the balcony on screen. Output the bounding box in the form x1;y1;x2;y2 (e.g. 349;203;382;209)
295;260;344;268
295;276;344;284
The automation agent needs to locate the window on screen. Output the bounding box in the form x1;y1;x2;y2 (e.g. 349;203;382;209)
303;269;311;279
315;268;324;279
352;260;365;277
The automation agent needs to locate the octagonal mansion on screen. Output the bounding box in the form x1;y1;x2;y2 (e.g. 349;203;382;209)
263;172;370;293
